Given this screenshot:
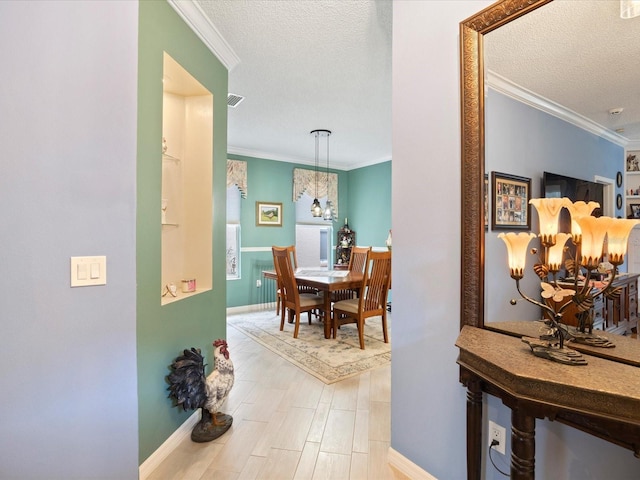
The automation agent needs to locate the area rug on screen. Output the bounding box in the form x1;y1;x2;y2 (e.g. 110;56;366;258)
227;309;391;384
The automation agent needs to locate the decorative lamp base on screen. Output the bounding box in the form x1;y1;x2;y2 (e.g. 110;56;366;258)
521;337;587;366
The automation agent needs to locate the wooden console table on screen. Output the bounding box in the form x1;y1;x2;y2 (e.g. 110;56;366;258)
456;326;640;480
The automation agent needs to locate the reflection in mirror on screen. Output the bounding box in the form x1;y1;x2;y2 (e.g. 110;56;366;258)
460;0;552;330
460;0;640;346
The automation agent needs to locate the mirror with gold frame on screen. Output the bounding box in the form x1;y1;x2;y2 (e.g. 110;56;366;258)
459;0;552;330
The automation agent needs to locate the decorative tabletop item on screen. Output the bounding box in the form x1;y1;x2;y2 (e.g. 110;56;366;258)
499;197;639;365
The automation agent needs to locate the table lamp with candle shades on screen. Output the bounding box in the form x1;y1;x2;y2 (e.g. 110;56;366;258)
498;197;639;365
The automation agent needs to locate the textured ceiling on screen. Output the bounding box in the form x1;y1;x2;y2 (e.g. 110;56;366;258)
485;0;640;143
196;0;392;170
194;0;639;171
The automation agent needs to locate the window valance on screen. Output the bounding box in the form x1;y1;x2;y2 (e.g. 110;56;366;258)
293;167;338;218
226;159;247;198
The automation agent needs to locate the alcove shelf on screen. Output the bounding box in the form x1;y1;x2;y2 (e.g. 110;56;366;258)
160;52;213;306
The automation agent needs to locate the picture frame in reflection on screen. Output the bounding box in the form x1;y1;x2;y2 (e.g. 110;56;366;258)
491;171;531;231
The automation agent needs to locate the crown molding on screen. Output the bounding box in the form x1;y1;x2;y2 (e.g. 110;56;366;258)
227;146;390;171
167;0;240;71
487;70;629;148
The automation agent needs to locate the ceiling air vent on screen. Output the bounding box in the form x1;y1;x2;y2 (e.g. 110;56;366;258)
227;93;244;108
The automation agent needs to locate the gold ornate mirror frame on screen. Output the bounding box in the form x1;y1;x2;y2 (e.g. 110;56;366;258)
460;0;552;330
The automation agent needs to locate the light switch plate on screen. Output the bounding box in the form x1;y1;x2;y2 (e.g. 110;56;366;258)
71;256;107;287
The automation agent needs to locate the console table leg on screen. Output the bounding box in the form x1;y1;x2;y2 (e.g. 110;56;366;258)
511;409;535;480
466;380;483;480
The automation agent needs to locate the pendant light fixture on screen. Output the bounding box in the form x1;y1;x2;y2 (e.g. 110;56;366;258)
310;129;332;218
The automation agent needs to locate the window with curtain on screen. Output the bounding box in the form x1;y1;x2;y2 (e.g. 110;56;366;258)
293;168;337;268
226;160;246;280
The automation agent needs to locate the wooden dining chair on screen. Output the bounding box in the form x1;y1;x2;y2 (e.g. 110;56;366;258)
332;250;391;349
275;245;317;317
272;246;325;338
331;246;371;302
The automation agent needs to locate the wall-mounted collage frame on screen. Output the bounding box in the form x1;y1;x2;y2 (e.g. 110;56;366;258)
490;171;531;230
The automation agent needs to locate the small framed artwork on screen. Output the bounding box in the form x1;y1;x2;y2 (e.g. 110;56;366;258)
491;171;531;230
616;171;623;188
256;201;283;226
630;204;640;219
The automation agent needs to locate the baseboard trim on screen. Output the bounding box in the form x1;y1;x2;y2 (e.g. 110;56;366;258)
226;304;269;315
388;447;438;480
138;410;201;480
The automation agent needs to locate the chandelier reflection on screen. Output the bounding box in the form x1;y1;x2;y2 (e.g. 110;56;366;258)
499;197;639;365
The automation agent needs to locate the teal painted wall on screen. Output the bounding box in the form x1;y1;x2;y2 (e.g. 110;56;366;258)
347;161;392;247
226;156;391;308
226;154;348;307
137;1;228;463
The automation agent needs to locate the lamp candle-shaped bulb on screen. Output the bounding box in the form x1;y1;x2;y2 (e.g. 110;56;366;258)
565;200;600;245
607;218;640;265
529;197;570;247
547;233;572;272
498;232;537;280
577;216;613;269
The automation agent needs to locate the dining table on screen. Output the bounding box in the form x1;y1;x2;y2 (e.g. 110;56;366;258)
262;268;365;339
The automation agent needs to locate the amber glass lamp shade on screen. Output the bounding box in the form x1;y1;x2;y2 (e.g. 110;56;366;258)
577;216;613;268
529;197;569;246
498;232;536;280
564;200;600;244
547;233;572;272
607;219;640;265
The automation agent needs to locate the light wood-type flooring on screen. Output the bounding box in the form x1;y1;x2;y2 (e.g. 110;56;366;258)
147;319;408;480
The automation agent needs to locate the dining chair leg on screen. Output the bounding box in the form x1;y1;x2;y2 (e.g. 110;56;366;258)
279;306;286;331
293;310;301;338
358;318;365;349
381;311;389;343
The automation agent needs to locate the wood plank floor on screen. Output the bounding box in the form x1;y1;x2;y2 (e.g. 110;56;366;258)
147;319;408;480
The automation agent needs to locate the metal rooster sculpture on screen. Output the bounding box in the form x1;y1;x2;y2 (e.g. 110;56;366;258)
167;339;234;442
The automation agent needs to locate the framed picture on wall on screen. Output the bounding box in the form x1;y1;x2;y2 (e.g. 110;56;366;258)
627;151;640;172
491;171;531;230
630;203;640;219
256;201;283;226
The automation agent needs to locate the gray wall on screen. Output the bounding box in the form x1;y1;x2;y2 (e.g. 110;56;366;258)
392;1;638;479
0;2;139;478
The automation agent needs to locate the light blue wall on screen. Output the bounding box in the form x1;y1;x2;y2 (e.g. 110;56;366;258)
0;1;139;478
226;156;391;308
486;89;625;324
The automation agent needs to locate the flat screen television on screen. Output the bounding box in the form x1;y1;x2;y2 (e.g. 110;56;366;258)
542;171;603;234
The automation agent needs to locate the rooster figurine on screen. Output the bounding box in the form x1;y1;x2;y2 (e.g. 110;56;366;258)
167;339;235;442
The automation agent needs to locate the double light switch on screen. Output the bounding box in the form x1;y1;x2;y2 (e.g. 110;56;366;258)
71;256;107;287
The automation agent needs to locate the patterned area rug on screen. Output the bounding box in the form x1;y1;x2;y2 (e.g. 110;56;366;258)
227;309;391;384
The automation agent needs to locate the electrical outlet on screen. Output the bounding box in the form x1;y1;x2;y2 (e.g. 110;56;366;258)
488;420;506;455
256;279;262;288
